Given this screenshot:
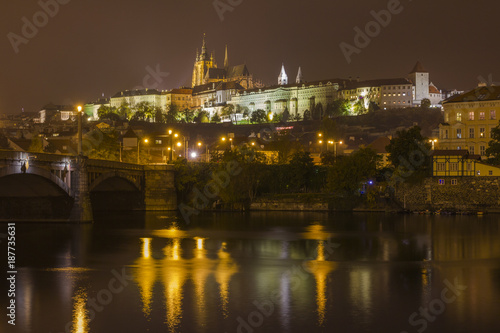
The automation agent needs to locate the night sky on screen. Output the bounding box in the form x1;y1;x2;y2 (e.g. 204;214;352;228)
1;0;499;114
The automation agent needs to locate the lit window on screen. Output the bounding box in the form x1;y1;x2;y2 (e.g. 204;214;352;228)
457;113;462;121
451;179;458;185
438;179;445;185
480;128;485;137
490;110;496;120
468;112;474;120
479;112;485;120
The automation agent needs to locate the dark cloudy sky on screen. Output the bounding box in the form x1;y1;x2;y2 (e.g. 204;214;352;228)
1;0;499;114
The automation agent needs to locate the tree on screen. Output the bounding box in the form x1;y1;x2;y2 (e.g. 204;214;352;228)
327;147;380;196
421;98;431;109
486;124;500;165
116;103;132;120
288;151;315;192
385;126;431;182
312;103;324;120
303;109;311;120
29;135;44;152
368;101;380;113
165;105;180;123
132;102;154;122
326;100;350;118
268;131;301;164
250;109;267;124
194;110;209;123
352;98;367;115
98;105;120;120
282;107;290;122
211;113;221;123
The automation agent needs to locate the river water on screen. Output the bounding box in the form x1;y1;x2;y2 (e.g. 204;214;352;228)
1;212;500;333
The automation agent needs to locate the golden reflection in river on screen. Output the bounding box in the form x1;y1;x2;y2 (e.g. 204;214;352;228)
162;239;187;332
72;288;89;333
306;240;337;326
215;242;238;318
192;237;210;327
135;238;155;318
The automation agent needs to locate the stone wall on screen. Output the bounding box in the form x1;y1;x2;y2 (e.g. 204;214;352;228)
394;177;500;211
144;165;177;211
250;199;328;211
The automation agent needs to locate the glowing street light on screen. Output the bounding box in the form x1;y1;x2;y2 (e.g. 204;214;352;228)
429;139;438;150
191;152;197;158
77;105;83;155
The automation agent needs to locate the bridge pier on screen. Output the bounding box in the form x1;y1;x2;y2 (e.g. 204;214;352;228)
69;156;94;223
143;165;177;211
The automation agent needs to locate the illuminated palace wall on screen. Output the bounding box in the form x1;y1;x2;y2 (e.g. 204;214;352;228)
229;80;341;117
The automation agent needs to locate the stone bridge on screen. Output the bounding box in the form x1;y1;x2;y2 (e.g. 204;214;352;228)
0;151;177;222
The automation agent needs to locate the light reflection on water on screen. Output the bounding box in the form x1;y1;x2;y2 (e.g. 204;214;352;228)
4;212;500;333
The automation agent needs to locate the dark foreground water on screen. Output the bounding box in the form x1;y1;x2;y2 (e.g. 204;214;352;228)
1;212;500;333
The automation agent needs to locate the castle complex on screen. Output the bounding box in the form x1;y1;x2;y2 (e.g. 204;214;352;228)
78;35;450;122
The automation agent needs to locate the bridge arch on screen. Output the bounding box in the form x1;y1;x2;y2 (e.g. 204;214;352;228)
0;165;71;196
89;171;142;192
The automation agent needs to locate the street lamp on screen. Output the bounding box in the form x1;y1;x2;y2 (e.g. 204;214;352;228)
429;139;438;150
138;138;149;164
77;105;83;155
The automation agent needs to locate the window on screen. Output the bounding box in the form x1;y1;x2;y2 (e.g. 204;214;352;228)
457;129;462;138
489;170;493;176
451;179;458;185
491;110;496;120
468;111;474;120
479;112;485;120
469;146;475;154
480;145;486;156
155;139;162;145
437;162;446;171
469;128;474;138
450;163;459;172
466;163;472;171
456;113;462;121
438;179;445;185
480;127;485;137
445;129;449;139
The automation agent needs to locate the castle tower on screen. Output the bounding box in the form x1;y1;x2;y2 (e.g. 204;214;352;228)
408;61;430;105
278;63;288;85
192;34;216;87
296;66;303;84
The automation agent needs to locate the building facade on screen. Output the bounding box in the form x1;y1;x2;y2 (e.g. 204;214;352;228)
439;86;500;158
110;89;164;110
229;79;341;117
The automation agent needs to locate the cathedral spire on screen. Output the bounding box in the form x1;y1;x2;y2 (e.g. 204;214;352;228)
278;63;288;85
296;66;303;84
224;45;229;69
200;33;208;60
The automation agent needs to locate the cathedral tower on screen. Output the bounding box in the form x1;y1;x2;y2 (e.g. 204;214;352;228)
192;34;216;87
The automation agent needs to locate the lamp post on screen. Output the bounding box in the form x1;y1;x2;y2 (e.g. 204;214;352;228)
138;138;148;164
429;139;438;150
327;140;343;158
77;106;83;155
